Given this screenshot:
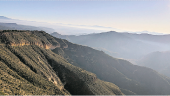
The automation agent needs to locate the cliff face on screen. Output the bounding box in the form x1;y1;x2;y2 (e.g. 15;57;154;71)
0;30;67;49
0;42;69;95
0;30;123;95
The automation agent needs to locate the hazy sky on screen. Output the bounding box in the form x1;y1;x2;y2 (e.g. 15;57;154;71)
0;0;170;34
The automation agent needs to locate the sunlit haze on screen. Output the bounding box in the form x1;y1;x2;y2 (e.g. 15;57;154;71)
0;0;170;35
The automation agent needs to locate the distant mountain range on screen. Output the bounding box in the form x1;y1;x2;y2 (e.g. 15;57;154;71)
137;51;170;77
1;16;165;35
0;22;55;33
0;16;11;19
0;16;56;33
51;31;170;60
51;31;170;78
0;16;111;35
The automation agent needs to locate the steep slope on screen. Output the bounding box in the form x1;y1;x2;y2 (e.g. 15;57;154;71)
52;40;170;95
0;30;123;95
137;51;170;77
51;31;170;60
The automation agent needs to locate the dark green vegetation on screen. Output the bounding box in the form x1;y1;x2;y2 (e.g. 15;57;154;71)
137;51;170;77
52;39;170;95
51;31;170;60
0;30;123;95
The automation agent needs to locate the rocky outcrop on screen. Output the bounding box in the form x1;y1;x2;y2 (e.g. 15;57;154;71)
0;30;67;49
9;42;59;49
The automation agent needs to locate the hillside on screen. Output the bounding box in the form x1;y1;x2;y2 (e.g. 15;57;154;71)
52;39;170;95
136;51;170;77
0;30;123;95
51;31;170;60
1;30;170;95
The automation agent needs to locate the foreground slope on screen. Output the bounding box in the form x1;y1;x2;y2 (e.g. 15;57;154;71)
52;39;170;95
0;30;123;95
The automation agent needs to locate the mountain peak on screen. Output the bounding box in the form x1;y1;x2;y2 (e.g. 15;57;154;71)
0;16;10;19
0;23;17;25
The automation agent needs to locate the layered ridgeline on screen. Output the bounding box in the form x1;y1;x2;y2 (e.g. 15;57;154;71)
0;22;55;33
0;30;123;95
137;51;170;77
52;37;170;94
51;31;170;60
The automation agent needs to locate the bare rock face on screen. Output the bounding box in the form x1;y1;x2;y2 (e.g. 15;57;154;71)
0;30;68;49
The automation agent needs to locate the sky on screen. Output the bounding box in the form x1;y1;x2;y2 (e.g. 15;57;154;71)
0;0;170;35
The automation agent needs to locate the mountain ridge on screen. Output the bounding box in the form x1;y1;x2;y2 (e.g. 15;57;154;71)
52;36;170;95
0;16;10;19
136;51;170;77
0;22;55;33
51;31;170;60
0;30;123;95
